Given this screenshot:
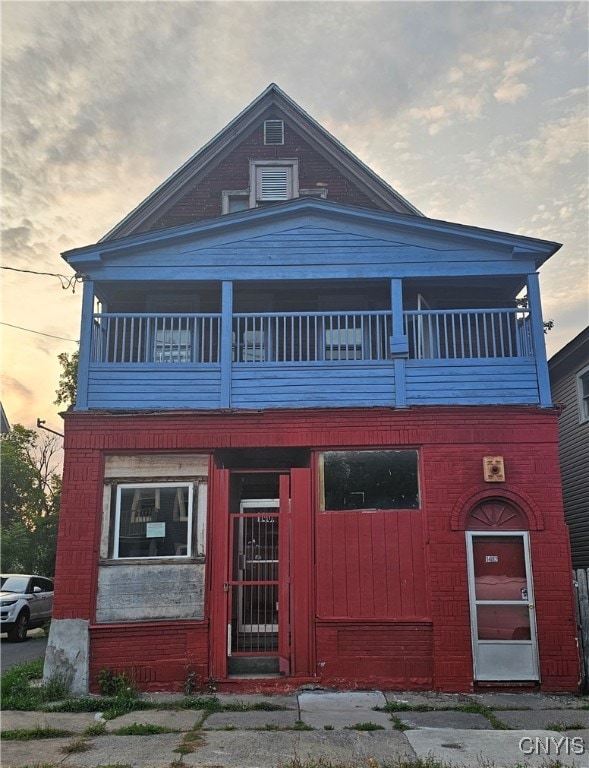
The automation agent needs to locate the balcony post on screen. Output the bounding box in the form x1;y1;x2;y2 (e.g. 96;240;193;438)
390;279;407;407
220;281;233;408
75;279;94;411
526;272;552;407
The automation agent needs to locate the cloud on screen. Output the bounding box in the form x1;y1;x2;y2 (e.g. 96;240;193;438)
493;56;537;104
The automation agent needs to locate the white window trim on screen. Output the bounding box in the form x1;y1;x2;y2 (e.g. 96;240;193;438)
249;159;299;208
113;482;194;560
264;119;284;145
221;189;249;215
299;188;328;199
577;364;589;423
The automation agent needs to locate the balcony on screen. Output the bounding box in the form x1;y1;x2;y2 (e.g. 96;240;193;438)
83;306;541;410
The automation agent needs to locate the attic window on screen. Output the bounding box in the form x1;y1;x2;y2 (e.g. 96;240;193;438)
264;119;284;145
250;159;299;206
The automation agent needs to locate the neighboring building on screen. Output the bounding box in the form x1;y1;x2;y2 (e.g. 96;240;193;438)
549;327;589;568
46;85;578;694
0;402;10;433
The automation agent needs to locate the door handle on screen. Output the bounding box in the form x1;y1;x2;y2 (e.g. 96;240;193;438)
528;603;535;609
223;582;229;593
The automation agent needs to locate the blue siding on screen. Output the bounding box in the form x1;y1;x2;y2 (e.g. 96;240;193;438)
87;365;222;409
405;359;540;405
231;362;395;409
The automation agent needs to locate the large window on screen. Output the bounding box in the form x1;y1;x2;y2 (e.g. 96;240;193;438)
319;450;419;511
112;483;195;559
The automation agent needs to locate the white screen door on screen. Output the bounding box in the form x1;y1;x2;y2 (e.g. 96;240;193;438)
466;531;539;681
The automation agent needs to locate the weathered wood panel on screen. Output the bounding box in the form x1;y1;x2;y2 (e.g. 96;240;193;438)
104;454;209;478
231;362;395;408
406;359;539;405
95;563;205;622
316;510;428;620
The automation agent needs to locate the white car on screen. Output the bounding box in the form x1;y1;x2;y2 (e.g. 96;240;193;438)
0;574;54;642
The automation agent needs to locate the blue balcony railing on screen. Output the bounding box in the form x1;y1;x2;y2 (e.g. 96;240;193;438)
92;313;222;364
233;311;392;363
404;308;533;360
91;307;533;365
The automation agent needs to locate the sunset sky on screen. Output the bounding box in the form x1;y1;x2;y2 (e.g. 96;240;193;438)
2;1;588;431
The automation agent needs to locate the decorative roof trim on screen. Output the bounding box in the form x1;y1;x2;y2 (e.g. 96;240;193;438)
100;84;423;242
65;197;561;269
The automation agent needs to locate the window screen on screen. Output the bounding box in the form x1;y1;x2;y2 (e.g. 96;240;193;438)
320;450;419;510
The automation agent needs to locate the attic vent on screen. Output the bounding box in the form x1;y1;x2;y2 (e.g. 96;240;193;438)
264;119;284;145
257;166;291;200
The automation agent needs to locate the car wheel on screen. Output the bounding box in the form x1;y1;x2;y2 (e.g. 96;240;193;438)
7;611;29;642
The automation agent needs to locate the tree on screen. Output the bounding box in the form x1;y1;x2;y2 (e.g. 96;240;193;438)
54;349;79;408
0;426;62;575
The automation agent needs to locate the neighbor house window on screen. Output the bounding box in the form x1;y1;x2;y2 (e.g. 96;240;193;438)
112;483;194;559
578;365;589;423
319;450;419;511
249;159;299;207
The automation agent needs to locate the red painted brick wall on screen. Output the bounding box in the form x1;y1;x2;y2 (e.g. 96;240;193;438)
147;122;379;231
89;622;208;693
55;406;579;692
316;622;433;689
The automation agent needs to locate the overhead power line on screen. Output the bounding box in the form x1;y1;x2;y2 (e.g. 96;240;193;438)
1;266;85;293
0;321;79;343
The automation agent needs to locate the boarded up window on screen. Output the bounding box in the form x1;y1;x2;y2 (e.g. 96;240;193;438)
319;450;419;511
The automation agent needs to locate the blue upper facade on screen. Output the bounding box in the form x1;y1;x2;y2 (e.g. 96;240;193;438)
62;85;559;413
64;198;558;412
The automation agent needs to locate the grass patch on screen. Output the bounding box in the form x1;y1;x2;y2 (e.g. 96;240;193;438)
173;743;196;754
61;739;93;754
223;700;288;712
280;758;456;768
83;721;107;736
293;720;314;730
345;721;385;731
1;726;73;740
377;700;509;730
111;723;178;735
545;720;585;731
159;694;222;712
391;715;410;731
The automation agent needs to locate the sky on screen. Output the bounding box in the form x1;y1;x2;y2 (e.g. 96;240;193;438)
1;0;588;430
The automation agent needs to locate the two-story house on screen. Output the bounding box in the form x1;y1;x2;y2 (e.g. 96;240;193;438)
45;85;578;694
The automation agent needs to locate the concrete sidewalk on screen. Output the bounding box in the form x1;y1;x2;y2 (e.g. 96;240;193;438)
2;689;589;768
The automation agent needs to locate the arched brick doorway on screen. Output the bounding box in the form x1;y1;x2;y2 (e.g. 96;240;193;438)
465;497;539;682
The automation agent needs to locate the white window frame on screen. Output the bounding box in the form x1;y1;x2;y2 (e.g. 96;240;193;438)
299;187;327;199
221;189;250;215
577;365;589;423
249;159;299;207
113;482;194;560
263;119;284;145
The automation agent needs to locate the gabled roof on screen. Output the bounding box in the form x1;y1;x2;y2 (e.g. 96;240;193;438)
100;84;423;242
66;196;560;271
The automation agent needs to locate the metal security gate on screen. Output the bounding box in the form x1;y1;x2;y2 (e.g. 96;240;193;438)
227;476;290;674
233;500;279;646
